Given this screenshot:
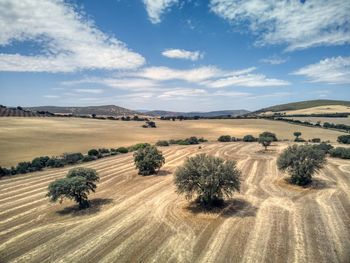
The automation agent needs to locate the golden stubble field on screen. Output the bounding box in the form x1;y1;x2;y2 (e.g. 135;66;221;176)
0;117;346;166
0;142;349;262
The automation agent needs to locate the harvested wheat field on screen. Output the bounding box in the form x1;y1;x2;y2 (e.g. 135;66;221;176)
0;142;349;263
0;117;346;167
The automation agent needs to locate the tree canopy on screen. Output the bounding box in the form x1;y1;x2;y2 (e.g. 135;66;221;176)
174;154;241;206
133;145;165;175
277;145;326;186
47;167;99;209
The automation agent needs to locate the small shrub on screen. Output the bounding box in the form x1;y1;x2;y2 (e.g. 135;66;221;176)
116;147;128;154
329;147;350;159
312;143;333;154
218;135;232;142
82;155;97;162
174;154;241;206
337;135;350;144
47;157;65;168
63;153;84;164
310;138;321;143
0;167;11;177
128;143;151;152
243;135;256;142
88;149;99;156
31;156;50;171
156;140;170;146
185;136;199;145
198;137;208;143
16;162;32;174
98;148;110;154
133;145;165;175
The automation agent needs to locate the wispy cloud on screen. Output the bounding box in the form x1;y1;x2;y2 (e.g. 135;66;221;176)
74;89;104;94
293;56;350;84
43;95;60;99
0;0;145;72
66;65;290;90
210;0;350;51
162;49;204;61
260;56;287;65
143;0;178;24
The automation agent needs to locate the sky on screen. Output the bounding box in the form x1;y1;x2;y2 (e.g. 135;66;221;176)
0;0;349;111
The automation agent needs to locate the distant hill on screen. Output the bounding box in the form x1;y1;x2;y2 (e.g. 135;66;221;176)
254;100;350;115
0;105;53;117
146;109;250;117
26;105;137;117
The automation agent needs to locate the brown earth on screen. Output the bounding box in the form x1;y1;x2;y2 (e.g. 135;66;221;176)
0;142;349;262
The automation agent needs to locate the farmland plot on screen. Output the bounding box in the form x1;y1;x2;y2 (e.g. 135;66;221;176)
0;142;349;263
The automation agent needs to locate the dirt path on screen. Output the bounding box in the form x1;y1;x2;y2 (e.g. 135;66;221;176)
0;142;349;262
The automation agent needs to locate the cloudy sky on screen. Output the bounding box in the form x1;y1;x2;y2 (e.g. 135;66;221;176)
0;0;349;111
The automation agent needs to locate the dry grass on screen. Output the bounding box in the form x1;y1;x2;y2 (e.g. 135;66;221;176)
262;105;350;116
0;117;346;166
0;142;349;262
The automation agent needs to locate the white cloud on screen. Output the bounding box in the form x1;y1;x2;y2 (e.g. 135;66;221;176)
293;56;350;84
74;89;104;94
0;0;145;72
66;65;289;89
210;0;350;51
157;88;207;98
260;56;287;65
143;0;178;24
162;49;204;61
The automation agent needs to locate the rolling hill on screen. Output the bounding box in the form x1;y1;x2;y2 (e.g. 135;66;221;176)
26;105;137;117
253;100;350;116
0;106;53;117
145;109;250;117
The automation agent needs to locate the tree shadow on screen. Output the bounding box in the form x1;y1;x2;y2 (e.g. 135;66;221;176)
283;177;334;190
185;198;257;218
56;198;113;216
154;170;172;176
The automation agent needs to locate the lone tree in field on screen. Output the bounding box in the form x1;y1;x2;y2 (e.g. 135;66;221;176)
47;167;99;209
277;145;326;186
258;136;272;151
260;131;278;141
133;145;165;175
174;154;241;206
293;132;302;141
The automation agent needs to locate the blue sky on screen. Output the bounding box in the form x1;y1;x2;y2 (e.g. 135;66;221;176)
0;0;349;111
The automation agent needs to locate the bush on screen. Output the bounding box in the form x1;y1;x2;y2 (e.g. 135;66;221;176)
116;147;128;154
31;156;50;171
63;153;84;164
128;143;151;152
329;147;350;159
174;154;241;206
88;149;99;156
82;155;97;162
185;136;199;145
198;137;208;143
337;135;350;144
260;131;278;141
16;162;32;174
47;167;99;209
243;135;256;142
0;166;11;177
310;138;321;143
133;145;165;175
156;140;170;146
98;148;110;154
218;135;232;142
47;157;65;168
277;145;326;186
312;143;333;154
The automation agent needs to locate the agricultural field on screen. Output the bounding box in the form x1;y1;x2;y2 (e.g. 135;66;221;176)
285;117;350;125
0;117;346;167
260;105;350;116
0;142;349;262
